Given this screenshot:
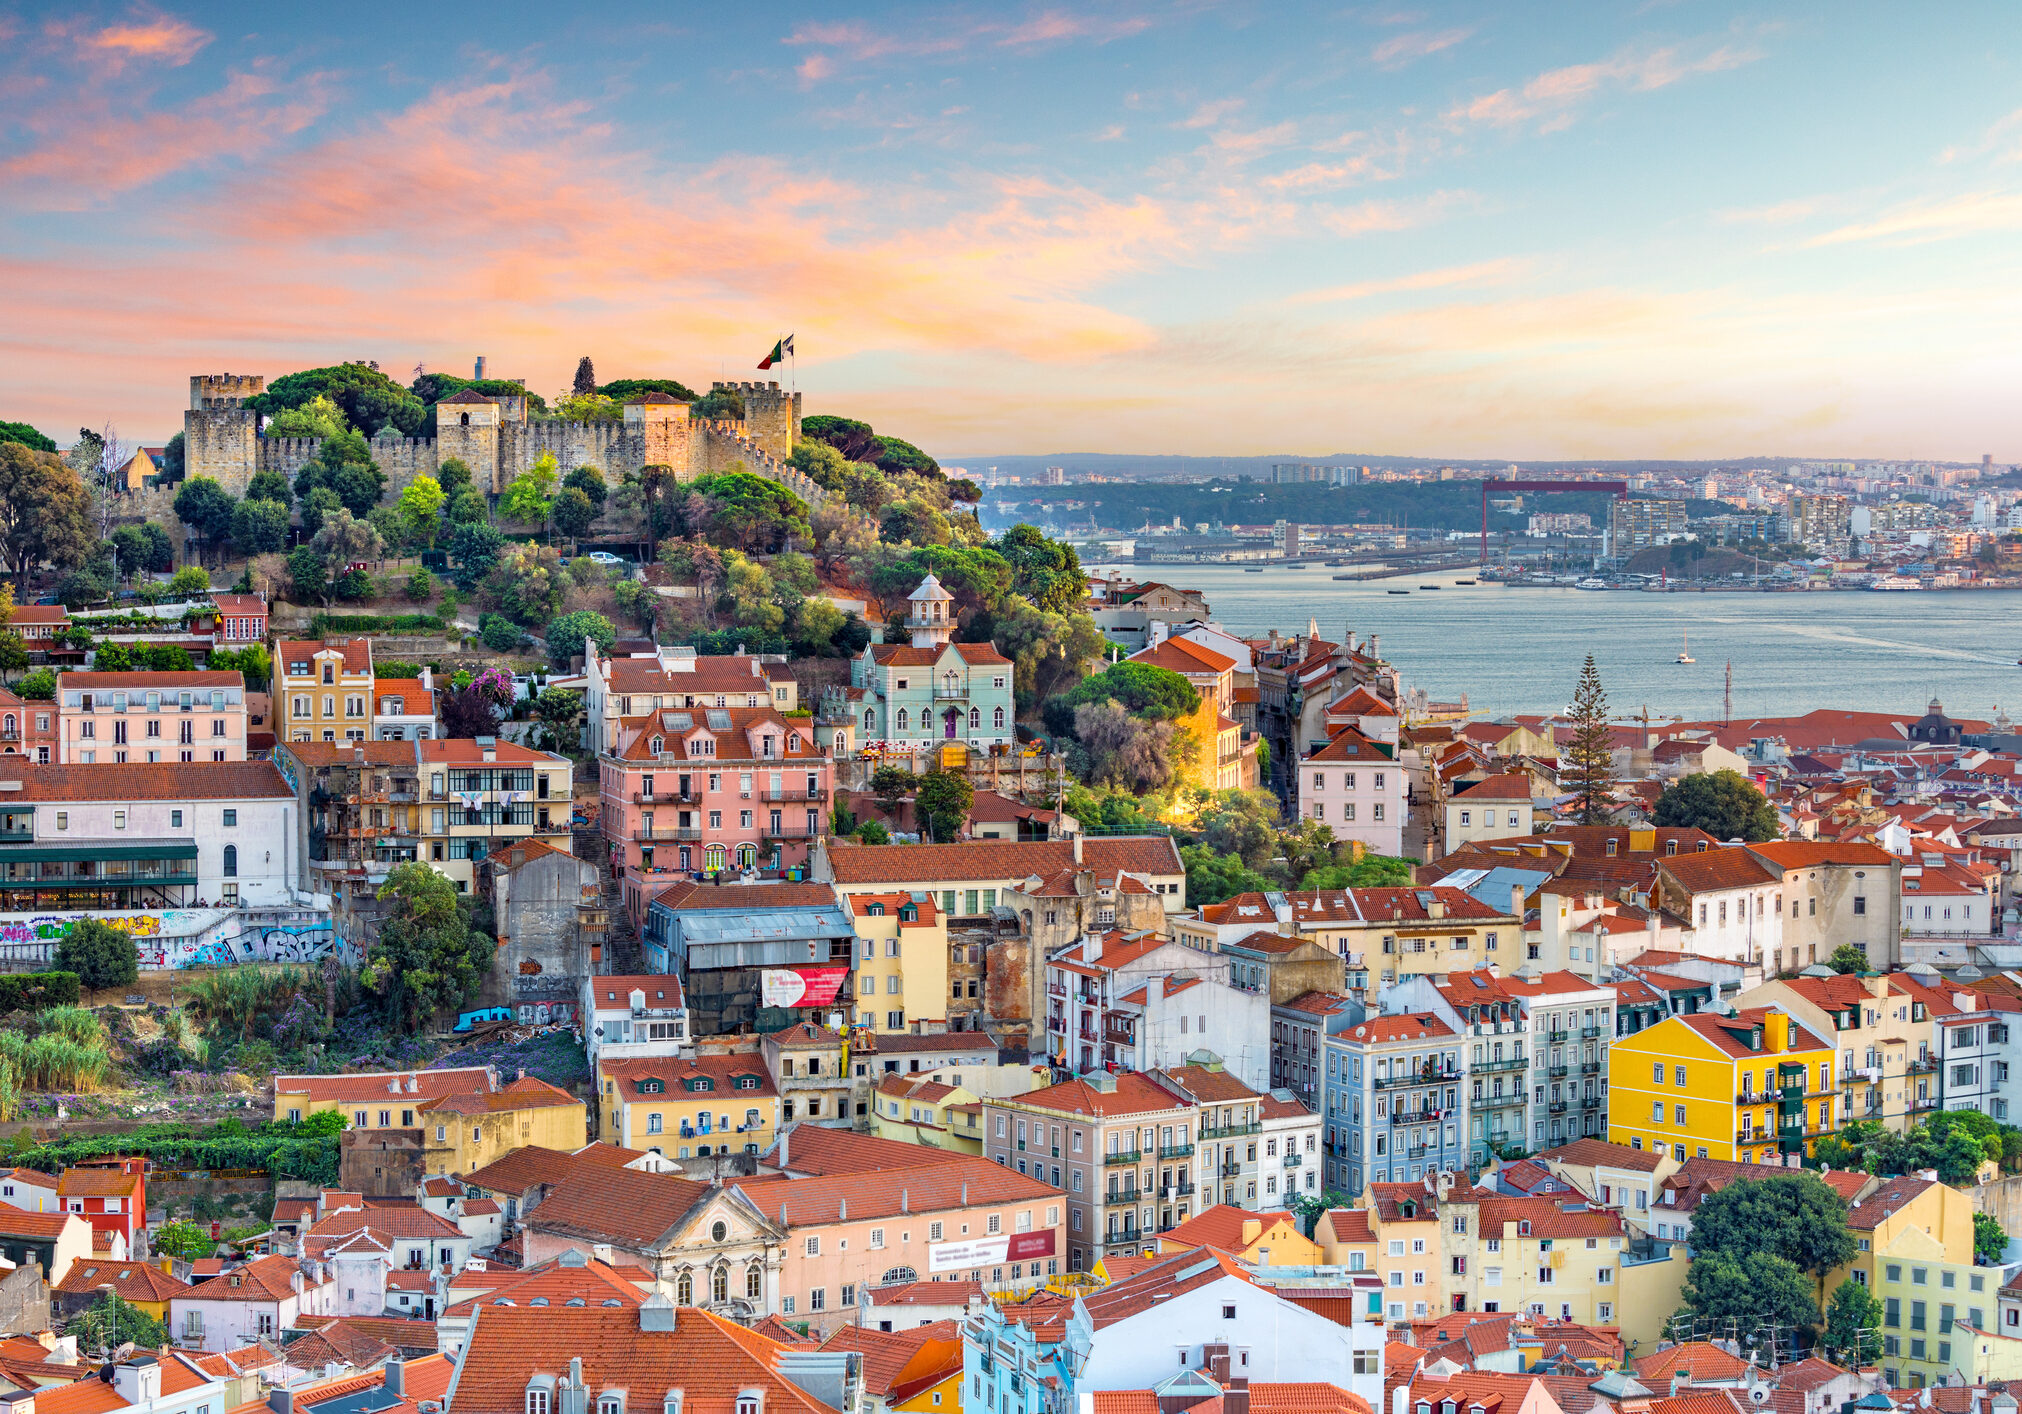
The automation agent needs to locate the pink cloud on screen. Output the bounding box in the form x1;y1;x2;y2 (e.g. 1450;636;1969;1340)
77;10;210;67
1370;28;1471;68
1448;38;1761;130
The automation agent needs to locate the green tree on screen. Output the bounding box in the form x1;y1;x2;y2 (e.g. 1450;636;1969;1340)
167;565;212;598
479;613;523;652
1976;1210;2009;1263
293;430;387;517
552;486;598;546
1654;769;1780;842
448;486;490;524
871;765;914;819
1822;1277;1884;1367
92;642;133;671
995;596;1103;709
1071;701;1185;794
534;687;583;730
53;918;139;992
1828;943;1871;975
685;472;811;553
487;544;567;625
311;507;384;570
1564;654;1616;825
405;566;435;602
1686;1171;1857;1277
364;863;496;1030
209;643;271;690
995;524;1088;615
231;498;292;555
1044;659;1199;737
573;356;597;396
287;546;329;604
0;631;25;683
263;393;349;440
299;485;343;537
597;378;701;403
436;457;473;495
246;469;294;506
564;465;608;511
74;1291;167;1355
449;521;508;588
151;1217;212;1262
916;770;974;844
500;453;559;530
856;819;890;845
545;610;616;669
173;477;239;565
1678;1250;1821;1347
110;521;175;574
252;363;427;438
0;420;57;453
398;474;448;547
14;668;55;699
1180;843;1272;906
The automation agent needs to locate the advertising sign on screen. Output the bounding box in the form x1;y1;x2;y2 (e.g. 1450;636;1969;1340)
928;1229;1056;1273
760;966;851;1008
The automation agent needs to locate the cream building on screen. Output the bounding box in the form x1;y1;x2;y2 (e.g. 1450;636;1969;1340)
848;890;950;1034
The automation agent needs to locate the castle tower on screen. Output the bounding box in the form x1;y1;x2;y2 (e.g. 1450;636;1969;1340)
436;388;504;491
623;393;693;480
716;380;801;461
183;373;264;494
908;574;955;649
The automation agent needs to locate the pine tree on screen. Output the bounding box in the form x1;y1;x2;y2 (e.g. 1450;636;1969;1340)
1565;653;1616;824
573;356;596;397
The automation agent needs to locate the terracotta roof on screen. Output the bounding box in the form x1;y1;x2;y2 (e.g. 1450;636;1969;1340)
866;1278;984;1308
868;641;1011;667
277;640;373;676
1128;639;1236;675
600;1053;778;1102
182;1254;317;1302
1845;1174;1936;1231
525;1166;715;1248
766;1126;978;1176
1746;840;1898;869
209;594;267;616
732;1152;1056;1226
826;836;1183;885
1670;1007;1832;1060
275;1066;493;1104
419;738;568;766
1304;727;1393;764
419;1075;580;1115
1080;1247;1251;1328
303;1206;465;1253
1159;1205;1298;1252
1633;1341;1752;1382
58;1167;140;1197
0;1202;77;1238
443;1254;651;1317
1160;1064;1262;1105
1277;991;1357;1018
818;1321;959;1396
1659;848;1783;894
1339;1013;1455;1044
54;1259;191;1299
0;760;291;802
585;975;686;1010
598;653;788;696
282;740;419;767
1002;1071;1191;1119
447;1302;842;1414
646;879;843;911
1535;1137;1664;1173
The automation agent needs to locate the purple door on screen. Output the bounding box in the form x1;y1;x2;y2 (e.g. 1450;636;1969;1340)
944;707;959;738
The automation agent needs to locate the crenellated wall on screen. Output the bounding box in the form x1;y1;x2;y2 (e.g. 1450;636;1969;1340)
255;436;324;483
184;409;259;494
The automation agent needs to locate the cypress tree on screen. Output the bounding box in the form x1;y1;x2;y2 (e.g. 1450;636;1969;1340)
573;356;596;396
1565;653;1616;824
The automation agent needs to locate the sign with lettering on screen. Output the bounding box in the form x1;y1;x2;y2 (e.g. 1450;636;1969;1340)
760;966;850;1008
928;1230;1055;1274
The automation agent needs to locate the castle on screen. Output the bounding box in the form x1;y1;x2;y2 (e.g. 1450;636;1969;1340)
182;371;816;501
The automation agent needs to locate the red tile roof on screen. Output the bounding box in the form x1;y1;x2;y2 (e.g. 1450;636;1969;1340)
600;1053;778;1102
183;1254;318;1302
1002;1071;1191;1119
524;1166;716;1248
58;1167;140;1197
585;975;686;1009
275;1066;493;1104
1337;1014;1455;1044
1159;1205;1299;1252
443;1254;651;1317
277;640;373;676
0;1202;78;1238
826;837;1183;885
732;1152;1056;1226
57;671;243;689
0;760;291;802
1534;1137;1664;1173
53;1259;190;1299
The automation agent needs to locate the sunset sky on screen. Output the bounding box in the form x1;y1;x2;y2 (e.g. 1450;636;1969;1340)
4;2;2021;461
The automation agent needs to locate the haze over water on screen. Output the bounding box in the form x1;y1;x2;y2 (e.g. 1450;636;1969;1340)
1105;565;2022;725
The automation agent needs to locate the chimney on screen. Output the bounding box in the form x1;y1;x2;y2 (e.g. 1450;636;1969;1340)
385;1358;405;1397
779;1126;789;1170
475;356;486;379
1240;1219;1262;1246
112;1359;161;1407
479;735;498;763
1204;1342;1232;1384
0;1392;35;1414
1073;835;1084;864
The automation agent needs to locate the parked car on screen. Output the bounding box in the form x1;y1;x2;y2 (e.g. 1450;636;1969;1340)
586;551;626;566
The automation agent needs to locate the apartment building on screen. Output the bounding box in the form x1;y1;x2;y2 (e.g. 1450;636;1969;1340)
417;737;574;893
1297;726;1405;857
1178;887;1518;986
848;890;949;1034
276;640;375;743
854;575;1018;759
1321;1013;1468;1196
0;685;57;763
598;700;835;920
1043;929;1260;1087
1607;1007;1835;1164
0;760;298;912
1272;990;1356;1112
274;1067;494;1124
762;1020;854;1127
581;974;692;1068
1747;840;1903;970
1823;1175;1988;1388
1258;1088;1322;1207
1443;775;1543;851
277;740;424;910
641;880;855;1036
1736;972;1932;1133
582;640;798;756
55;671;248;763
596;1053;782;1157
982;1071;1196;1272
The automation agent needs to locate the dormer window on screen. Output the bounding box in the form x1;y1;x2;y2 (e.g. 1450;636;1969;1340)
527;1377;556;1414
867;903;885;916
640;1079;663;1094
1519;1220;1531;1236
651;736;664;754
599;1395;624;1414
736;1076;758;1089
736;1395;762;1414
666;1396;684;1414
689;1077;714;1092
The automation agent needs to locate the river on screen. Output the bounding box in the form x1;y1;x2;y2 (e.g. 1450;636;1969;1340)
1094;564;2022;723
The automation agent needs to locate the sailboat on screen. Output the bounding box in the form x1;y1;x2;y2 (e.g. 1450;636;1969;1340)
1675;630;1695;665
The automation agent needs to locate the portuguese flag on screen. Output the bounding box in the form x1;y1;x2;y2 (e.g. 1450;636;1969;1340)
758;334;795;370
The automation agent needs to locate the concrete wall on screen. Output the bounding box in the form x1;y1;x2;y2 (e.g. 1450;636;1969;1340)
486;850;597;1012
341;1128;426;1197
0;1262;50;1334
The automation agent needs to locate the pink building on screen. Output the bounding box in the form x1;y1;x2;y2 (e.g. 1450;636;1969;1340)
598;704;834;920
1296;724;1403;857
0;687;58;763
55;670;250;764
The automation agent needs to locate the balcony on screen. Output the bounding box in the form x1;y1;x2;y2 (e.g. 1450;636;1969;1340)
1218;1161;1241;1177
1474;1056;1526;1075
1910;1095;1939;1112
1545;1029;1570;1043
763;824;819;841
1579;1095;1602;1110
1547;1101;1568;1115
633;789;700;805
1046;982;1068;999
1580;1062;1601;1076
1104;1024;1136;1047
1199;1120;1261;1141
1104;1229;1143;1248
1161;1181;1197;1199
1106;1186;1140;1204
1375;1069;1457;1089
1158;1142;1195;1160
1476;1091;1522;1109
638;827;704;841
932;687;969;701
762;788;830;803
1582;1026;1605;1039
1907;1058;1938;1075
0;828;32;844
1104;1148;1142;1166
1391;1109;1439;1126
1283;1152;1303;1167
1547;1065;1568;1079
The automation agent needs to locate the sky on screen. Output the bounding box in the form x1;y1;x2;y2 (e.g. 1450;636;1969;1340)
4;2;2022;463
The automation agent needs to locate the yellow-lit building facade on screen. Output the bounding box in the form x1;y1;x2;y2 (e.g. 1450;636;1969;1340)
1607;1007;1836;1164
848;890;949;1034
869;1074;984;1154
1735;973;1939;1135
277;640;376;743
597;1054;783;1158
416;1076;589;1177
1825;1176;1993;1389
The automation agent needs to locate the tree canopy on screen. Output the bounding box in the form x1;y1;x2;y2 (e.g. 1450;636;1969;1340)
1654;769;1781;842
996;524;1088;615
1678;1250;1822;1351
0;442;95;580
801;414;940;476
253;364;428;439
683;472;811;553
1564;654;1615;824
54;918;139;991
0;420;57;453
1687;1171;1856;1277
546;610;616;668
1044;660;1200;736
363;864;495;1029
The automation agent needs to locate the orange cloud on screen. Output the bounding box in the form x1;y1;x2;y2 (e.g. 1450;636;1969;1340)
1802;190;2022;247
1295;257;1521;303
59;9;210;70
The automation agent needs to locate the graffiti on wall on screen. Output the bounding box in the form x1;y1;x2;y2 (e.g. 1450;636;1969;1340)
0;910;354;970
510;972;577;1026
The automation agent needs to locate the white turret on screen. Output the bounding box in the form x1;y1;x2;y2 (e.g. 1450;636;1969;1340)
908;574;955;648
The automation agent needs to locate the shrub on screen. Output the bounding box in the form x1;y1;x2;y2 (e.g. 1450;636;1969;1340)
404;567;435;602
307;612;448;635
479;614;522;652
0;973;80;1010
53;920;137;991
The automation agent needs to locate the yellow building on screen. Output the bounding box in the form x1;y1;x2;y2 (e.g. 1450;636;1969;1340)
1607;1006;1836;1165
1314;1206;1378;1271
1365;1182;1446;1322
276;639;375;744
869;1074;984;1154
597;1053;782;1158
847;890;950;1034
1823;1174;1992;1388
274;1065;496;1125
415;1075;588;1178
1155;1205;1320;1265
1734;972;1937;1135
419;737;576;894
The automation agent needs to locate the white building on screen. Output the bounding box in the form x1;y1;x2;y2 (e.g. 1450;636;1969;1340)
372;669;440;741
0;760;300;909
171;1254;338;1350
580;973;693;1068
1258;1090;1323;1206
1066;1248;1384;1412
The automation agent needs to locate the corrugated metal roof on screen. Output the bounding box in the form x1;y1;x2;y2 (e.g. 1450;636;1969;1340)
678;906;854;943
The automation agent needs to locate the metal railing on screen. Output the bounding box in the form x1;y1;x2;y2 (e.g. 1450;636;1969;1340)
1104;1149;1142;1166
1198;1120;1261;1141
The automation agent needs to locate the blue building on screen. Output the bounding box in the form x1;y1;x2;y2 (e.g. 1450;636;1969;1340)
851;575;1017;761
1322;1011;1470;1194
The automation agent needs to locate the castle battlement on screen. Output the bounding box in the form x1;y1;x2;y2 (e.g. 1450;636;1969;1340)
190;373;263;409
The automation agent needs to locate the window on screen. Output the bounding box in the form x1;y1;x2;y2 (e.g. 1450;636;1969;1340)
529;1394;551;1414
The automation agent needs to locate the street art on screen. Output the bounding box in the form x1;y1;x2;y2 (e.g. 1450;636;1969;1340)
510;971;577;1026
0;909;355;969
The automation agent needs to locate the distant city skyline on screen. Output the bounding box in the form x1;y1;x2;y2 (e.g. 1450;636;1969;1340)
3;2;2020;461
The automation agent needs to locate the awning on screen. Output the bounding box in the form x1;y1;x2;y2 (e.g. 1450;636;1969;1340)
0;842;200;862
